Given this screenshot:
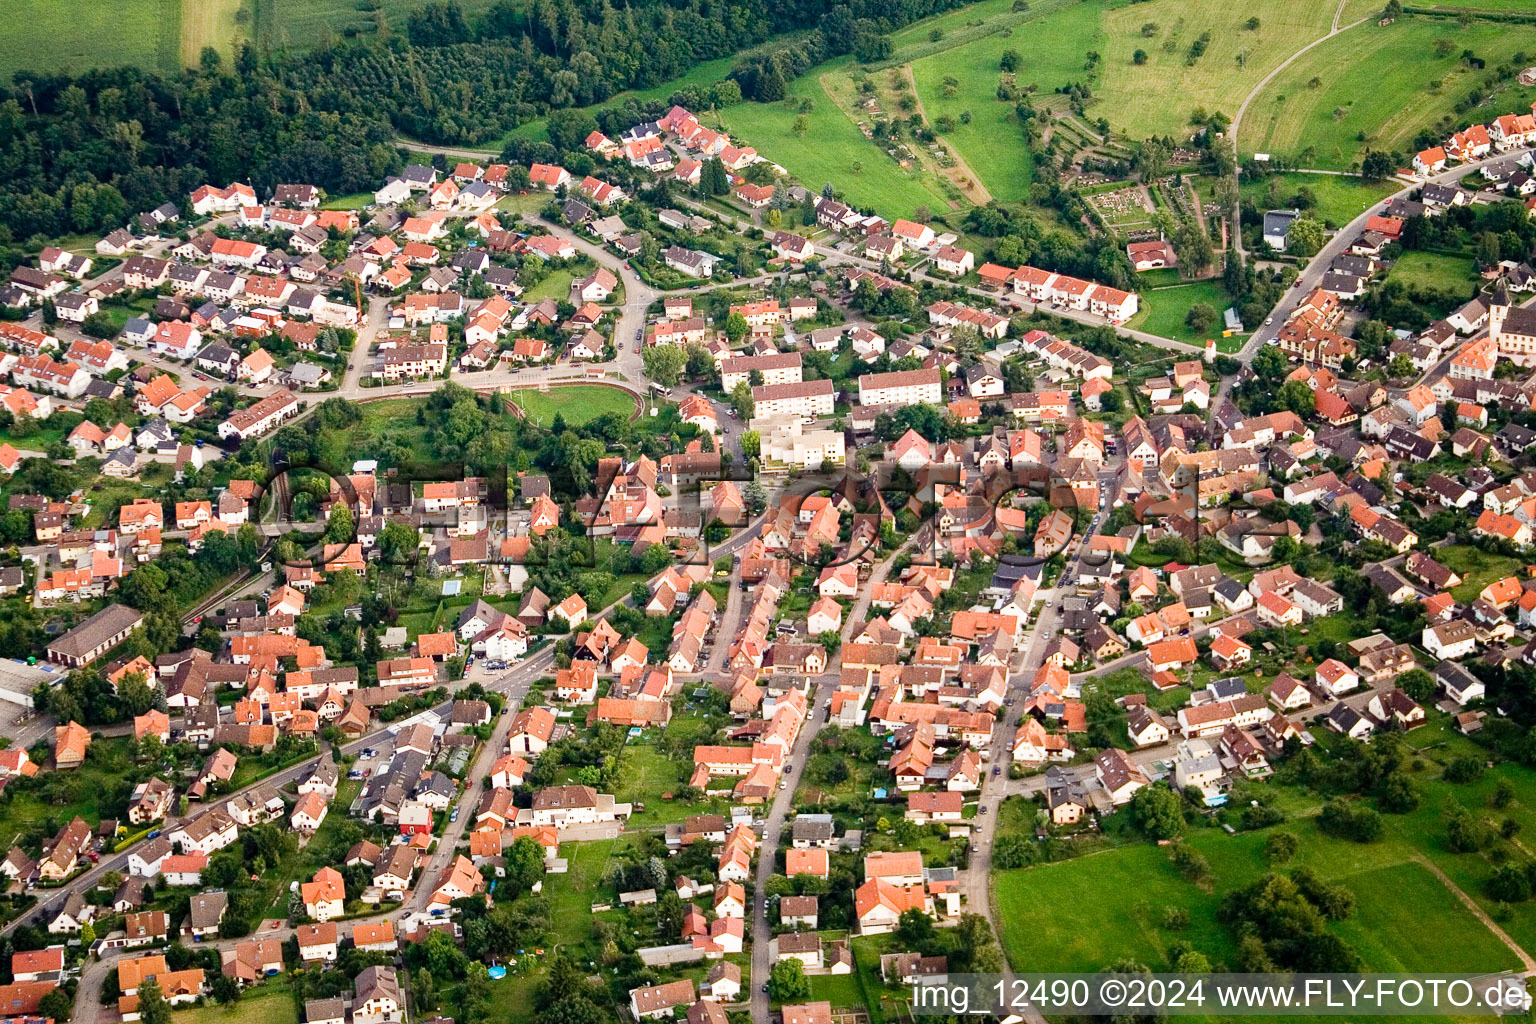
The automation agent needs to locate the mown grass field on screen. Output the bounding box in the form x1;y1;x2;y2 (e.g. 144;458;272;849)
907;0;1099;202
175;987;297;1024
1238;171;1400;227
1388;250;1479;292
1095;0;1339;138
1126;279;1238;344
181;0;245;64
508;384;636;428
1238;17;1536;169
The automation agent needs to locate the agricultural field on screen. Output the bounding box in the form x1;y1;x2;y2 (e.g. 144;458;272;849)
1239;171;1401;228
252;0;503;50
2;0;182;78
1406;0;1536;8
1;0;525;79
1238;17;1536;169
1343;0;1392;18
1094;0;1340;139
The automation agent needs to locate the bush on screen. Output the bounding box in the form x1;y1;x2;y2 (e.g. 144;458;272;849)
1487;864;1533;904
1318;799;1382;843
1444;756;1485;784
1264;832;1299;863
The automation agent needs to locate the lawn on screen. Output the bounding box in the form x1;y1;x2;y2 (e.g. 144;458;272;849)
0;737;141;851
521;268;578;304
175;987;297;1024
1093;0;1339;139
907;0;1099;202
1238;16;1536;169
320;192;374;211
1388;250;1479;293
507;385;636;429
1437;543;1523;603
544;838;620;945
613;744;713;826
1126;279;1239;345
1238;171;1401;228
848;935;911;1024
262;780;364;918
1;0;181;77
808;971;874;1013
713;69;956;219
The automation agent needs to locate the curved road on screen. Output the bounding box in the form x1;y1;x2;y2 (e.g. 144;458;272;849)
1235;149;1529;365
1229;0;1367;262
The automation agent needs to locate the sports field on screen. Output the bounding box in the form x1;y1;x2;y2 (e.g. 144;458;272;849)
1095;0;1339;139
1239;17;1536;169
507;384;636;428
